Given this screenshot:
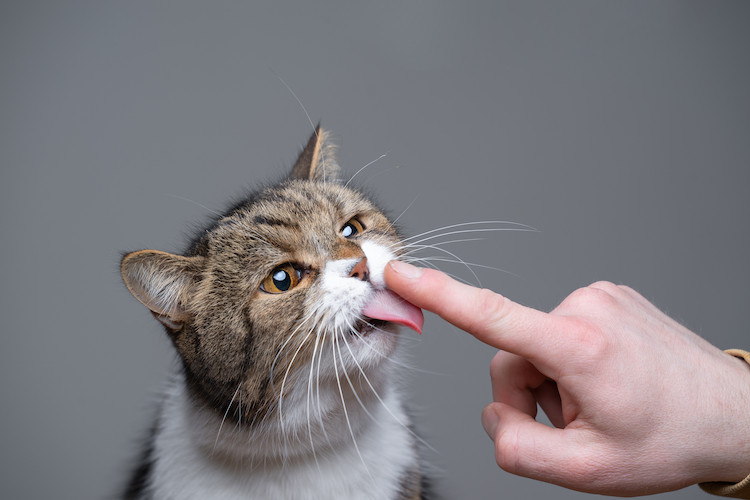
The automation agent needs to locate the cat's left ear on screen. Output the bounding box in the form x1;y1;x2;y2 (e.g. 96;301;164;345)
120;250;205;331
289;126;342;182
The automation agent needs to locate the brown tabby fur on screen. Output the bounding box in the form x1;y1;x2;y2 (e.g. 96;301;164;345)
121;127;403;430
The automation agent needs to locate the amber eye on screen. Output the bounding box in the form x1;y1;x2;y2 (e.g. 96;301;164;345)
261;264;302;294
341;218;365;238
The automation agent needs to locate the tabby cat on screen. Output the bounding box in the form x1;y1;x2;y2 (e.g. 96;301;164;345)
120;128;433;499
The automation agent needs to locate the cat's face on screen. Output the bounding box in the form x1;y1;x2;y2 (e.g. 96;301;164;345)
121;129;422;426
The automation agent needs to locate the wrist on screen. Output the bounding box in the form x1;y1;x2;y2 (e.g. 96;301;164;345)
699;349;750;493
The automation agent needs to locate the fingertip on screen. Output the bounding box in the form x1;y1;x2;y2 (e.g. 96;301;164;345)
387;260;424;280
384;261;445;307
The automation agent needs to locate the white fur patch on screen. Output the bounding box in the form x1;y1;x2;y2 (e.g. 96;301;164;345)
149;373;417;499
360;240;395;289
143;240;416;499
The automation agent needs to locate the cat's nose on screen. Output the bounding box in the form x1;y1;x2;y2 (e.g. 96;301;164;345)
348;257;370;282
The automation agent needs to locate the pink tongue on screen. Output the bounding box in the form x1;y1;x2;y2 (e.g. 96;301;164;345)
362;290;424;334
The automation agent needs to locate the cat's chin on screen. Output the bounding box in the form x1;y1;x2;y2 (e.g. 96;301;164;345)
338;320;401;371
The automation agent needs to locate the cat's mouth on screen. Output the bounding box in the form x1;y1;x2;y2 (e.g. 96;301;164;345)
360;289;424;334
351;318;390;336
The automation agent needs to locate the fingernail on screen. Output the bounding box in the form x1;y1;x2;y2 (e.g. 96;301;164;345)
389;260;424;279
482;405;500;440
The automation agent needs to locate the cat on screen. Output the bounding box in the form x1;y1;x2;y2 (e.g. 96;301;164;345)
120;127;434;499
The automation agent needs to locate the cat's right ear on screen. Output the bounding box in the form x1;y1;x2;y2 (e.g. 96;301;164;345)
289;126;342;182
120;250;204;331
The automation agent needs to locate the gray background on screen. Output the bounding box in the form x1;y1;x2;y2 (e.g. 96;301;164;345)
2;1;748;499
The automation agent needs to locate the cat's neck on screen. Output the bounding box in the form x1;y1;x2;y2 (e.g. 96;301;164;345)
147;370;421;499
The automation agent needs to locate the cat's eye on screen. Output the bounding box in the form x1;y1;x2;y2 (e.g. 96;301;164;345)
341;218;365;238
260;264;302;294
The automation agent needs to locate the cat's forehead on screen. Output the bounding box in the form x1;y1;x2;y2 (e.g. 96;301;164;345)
261;180;373;215
245;180;376;225
202;180;381;256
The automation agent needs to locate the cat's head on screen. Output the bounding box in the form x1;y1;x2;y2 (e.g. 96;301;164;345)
120;128;423;427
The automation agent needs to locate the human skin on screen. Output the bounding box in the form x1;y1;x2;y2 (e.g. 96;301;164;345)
384;260;750;496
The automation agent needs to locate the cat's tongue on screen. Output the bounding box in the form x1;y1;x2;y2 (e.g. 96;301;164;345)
362;290;424;334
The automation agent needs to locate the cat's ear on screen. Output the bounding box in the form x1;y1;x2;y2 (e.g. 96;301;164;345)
289;126;342;182
120;250;205;331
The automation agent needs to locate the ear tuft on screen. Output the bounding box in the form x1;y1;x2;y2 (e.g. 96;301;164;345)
289;126;342;182
120;250;204;330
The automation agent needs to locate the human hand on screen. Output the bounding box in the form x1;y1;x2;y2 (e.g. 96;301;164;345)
385;261;750;496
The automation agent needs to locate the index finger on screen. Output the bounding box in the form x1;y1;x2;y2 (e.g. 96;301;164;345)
385;260;566;365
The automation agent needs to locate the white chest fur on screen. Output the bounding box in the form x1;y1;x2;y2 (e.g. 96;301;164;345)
147;374;417;499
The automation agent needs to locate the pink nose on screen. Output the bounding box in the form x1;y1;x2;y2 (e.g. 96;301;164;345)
349;257;370;282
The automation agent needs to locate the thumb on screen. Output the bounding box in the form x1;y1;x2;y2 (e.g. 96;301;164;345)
385;261;564;363
482;402;594;491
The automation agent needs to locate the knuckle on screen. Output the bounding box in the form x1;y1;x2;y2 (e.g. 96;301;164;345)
560;284;618;314
589;280;619;294
489;349;513;374
569;319;610;359
475;287;512;328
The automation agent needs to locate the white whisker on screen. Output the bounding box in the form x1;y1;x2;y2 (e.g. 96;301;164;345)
407;256;519;277
334;330;378;423
359;164;402;186
270;310;317;392
343;320;437;453
305;329;323;472
403;240;483;286
213;381;242;452
405;227;537;249
331;326;373;480
275;74;317;141
278;325;316;430
400;220;538;244
349;321;439;373
314;328;334;451
402;258;476;286
383;195;420;236
164;193;225;217
345;152;389;188
397;238;485;255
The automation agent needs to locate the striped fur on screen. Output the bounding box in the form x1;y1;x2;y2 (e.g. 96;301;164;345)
120;128;434;499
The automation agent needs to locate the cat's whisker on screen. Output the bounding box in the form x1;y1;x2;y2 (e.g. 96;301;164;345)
385;232;494;261
401;240;483;286
399;220;538;244
277;324;317;431
333;329;378;424
382;222;527;255
276;73;318;142
406;257;483;285
213;381;242;453
314;328;335;452
408;256;520;277
233;385;243;434
401;258;476;286
305;329;324;473
350;321;436;371
397;237;486;256
383;195;420;236
165;193;225;217
343;319;438;453
331;326;373;481
405;227;537;249
344;152;389;188
269;310;318;393
358;164;404;187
